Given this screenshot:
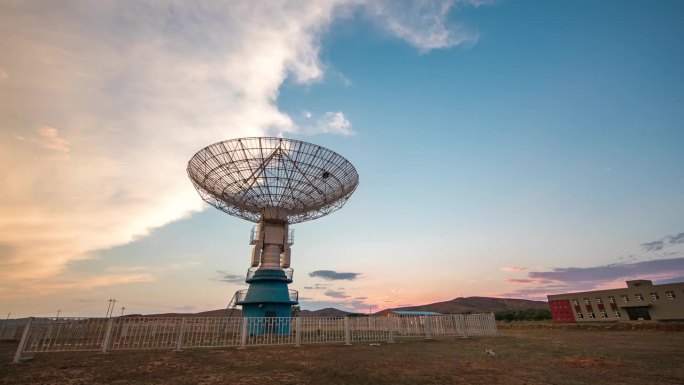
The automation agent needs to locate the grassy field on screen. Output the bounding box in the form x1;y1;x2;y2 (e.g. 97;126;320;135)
1;326;682;384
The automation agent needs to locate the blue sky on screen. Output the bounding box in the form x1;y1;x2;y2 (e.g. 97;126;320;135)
0;0;682;317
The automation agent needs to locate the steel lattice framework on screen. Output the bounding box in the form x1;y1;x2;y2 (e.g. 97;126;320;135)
187;137;359;224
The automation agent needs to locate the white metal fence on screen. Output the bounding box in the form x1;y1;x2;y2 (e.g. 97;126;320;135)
6;313;497;363
0;319;29;341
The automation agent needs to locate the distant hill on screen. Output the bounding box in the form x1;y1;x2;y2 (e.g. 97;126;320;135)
139;308;241;318
300;307;351;318
140;297;546;318
194;308;242;317
375;296;548;316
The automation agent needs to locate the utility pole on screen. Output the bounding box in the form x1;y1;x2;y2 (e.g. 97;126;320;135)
106;299;114;318
5;312;10;320
120;307;125;317
109;299;117;318
56;310;61;319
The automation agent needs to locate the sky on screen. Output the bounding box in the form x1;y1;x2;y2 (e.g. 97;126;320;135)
1;0;683;318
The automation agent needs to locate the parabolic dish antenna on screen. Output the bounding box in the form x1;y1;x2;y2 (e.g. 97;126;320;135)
187;137;359;224
187;137;359;325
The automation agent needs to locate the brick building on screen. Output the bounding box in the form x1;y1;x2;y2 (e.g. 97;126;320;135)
547;280;684;322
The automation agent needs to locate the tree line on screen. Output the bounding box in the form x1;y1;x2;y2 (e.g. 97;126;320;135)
494;308;551;321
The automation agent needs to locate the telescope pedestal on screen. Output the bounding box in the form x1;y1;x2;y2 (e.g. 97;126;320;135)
236;268;297;334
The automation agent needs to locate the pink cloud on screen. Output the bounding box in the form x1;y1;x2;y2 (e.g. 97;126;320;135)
37;126;70;155
501;266;527;272
505;278;535;284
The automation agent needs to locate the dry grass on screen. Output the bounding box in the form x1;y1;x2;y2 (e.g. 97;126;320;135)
1;326;683;385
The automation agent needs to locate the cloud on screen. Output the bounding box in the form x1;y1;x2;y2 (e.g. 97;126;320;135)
0;1;487;298
36;126;70;155
297;111;353;135
214;270;245;284
334;71;352;87
27;273;156;296
315;111;353;135
501;266;527;272
641;240;665;252
324;290;350;299
640;232;684;251
667;232;684;245
505;278;537;284
655;276;684;285
499;257;684;300
460;0;499;7
309;270;360;280
303;283;331;290
361;0;482;52
527;258;684;283
496;284;573;301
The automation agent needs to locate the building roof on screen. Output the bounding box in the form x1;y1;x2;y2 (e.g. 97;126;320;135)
391;311;442;316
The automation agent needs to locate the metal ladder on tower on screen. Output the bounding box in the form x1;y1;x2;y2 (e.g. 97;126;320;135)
226;292;239;317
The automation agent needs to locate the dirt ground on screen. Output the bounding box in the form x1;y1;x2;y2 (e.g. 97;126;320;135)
1;325;682;385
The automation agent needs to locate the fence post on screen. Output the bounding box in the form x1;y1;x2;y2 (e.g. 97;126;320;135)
424;316;433;340
343;317;351;345
13;317;33;364
387;316;394;344
294;317;302;347
175;318;186;352
460;314;469;338
490;313;498;336
101;317;115;353
238;318;248;349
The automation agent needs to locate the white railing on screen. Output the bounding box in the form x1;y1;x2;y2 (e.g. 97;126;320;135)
299;317;347;344
9;313;497;362
245;267;294;281
234;288;299;303
250;226;294;245
0;318;30;340
23;318;109;352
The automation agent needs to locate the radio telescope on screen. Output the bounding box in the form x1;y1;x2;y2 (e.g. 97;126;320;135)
187;137;359;320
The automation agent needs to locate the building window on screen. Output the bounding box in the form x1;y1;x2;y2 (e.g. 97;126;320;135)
608;296;615;303
595;297;602;304
635;293;644;301
613;311;621;318
621;295;629;302
583;298;590;305
666;291;676;299
650;292;659;300
572;299;579;306
600;311;607;318
577;313;584;319
588;312;595;319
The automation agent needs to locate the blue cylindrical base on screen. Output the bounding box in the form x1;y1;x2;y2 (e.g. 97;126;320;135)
237;270;298;335
242;302;293;318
